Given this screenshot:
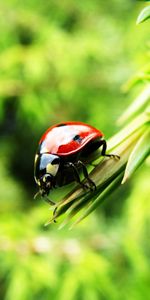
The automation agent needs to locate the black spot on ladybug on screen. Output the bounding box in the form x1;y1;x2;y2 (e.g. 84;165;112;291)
73;135;82;143
56;123;67;127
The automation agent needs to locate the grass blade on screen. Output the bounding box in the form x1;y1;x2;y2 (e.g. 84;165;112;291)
118;85;150;125
122;128;150;184
136;5;150;24
70;172;124;228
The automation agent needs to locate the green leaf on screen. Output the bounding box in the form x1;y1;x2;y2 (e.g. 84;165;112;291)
109;111;149;150
122;70;150;92
49;126;147;226
70;172;123;228
118;85;150;125
136;6;150;24
122;128;150;184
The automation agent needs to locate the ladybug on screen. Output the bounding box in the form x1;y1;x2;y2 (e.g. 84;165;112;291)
34;121;119;204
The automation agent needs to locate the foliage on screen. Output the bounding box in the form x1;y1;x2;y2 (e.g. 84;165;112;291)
0;1;150;300
50;98;149;227
136;5;150;24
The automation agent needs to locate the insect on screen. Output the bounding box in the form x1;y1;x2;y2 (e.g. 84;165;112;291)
34;121;119;204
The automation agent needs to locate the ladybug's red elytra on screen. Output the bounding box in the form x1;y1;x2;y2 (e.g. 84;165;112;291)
34;121;119;204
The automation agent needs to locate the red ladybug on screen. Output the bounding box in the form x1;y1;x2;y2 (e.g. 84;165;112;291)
34;121;119;204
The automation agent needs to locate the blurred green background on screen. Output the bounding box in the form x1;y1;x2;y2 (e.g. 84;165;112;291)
0;1;150;299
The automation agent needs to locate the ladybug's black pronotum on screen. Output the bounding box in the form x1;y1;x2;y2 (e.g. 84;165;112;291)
34;121;119;204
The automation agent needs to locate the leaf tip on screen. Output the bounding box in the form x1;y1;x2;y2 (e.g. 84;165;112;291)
136;6;150;25
44;217;54;226
121;175;128;185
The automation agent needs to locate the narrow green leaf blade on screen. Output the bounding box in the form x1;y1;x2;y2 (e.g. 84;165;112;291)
118;85;150;125
122;128;150;184
136;6;150;24
108;112;148;150
71;173;123;228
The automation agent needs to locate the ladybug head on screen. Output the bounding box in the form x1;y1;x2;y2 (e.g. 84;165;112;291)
34;153;60;196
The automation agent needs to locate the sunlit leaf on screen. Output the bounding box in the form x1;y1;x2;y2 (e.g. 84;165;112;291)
70;172;123;228
122;128;150;184
108;112;149;150
136;5;150;24
122;68;150;92
118;85;150;125
48;126;147;226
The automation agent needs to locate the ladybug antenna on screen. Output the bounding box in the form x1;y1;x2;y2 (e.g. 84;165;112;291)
44;195;56;206
34;191;40;200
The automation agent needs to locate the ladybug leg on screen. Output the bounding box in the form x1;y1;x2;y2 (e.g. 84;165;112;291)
65;162;89;190
76;161;96;191
34;190;56;205
100;140;120;159
43;195;56;206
